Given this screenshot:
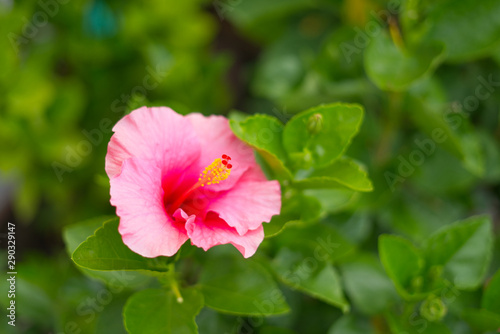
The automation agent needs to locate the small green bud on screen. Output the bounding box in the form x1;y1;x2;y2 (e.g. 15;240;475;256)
420;295;447;322
307;113;323;134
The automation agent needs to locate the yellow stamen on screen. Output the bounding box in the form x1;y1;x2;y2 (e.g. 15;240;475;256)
198;158;231;187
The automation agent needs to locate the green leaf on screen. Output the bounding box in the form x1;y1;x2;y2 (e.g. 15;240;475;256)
64;216;152;287
264;192;321;238
63;216;115;254
230;114;292;180
364;31;444;91
333;212;372;244
123;288;203;334
423;216;493;289
260;327;297;334
95;296;128;334
379;235;425;299
482;269;500;314
194;309;237;334
425;0;500;62
72;218;173;272
293;157;373;191
304;189;357;215
328;314;375;334
406;78;462;158
341;255;399;315
275;223;355;263
273;248;349;312
199;255;289;316
462;308;500;331
282;103;364;169
408;147;479;196
407;79;485;177
264;218;297;239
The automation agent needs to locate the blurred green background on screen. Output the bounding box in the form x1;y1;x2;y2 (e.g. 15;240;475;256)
1;0;499;333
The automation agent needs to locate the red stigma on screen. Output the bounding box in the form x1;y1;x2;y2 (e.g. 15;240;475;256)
221;154;232;166
221;154;232;168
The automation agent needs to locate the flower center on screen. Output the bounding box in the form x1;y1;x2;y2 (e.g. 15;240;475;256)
168;154;232;213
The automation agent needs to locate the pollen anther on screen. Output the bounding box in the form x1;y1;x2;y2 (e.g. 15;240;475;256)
198;155;232;187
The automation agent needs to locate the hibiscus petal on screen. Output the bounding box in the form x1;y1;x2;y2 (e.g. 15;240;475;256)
106;106;201;178
186;212;264;258
185;113;258;191
110;157;188;257
204;170;281;235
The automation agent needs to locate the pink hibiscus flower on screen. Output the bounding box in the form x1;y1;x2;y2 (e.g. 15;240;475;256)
105;106;281;258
